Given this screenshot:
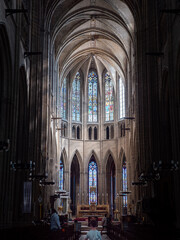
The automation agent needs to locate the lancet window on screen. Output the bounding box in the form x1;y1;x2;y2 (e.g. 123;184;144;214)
61;78;67;119
89;160;98;204
119;78;125;118
88;70;98;122
72;72;81;121
105;72;114;121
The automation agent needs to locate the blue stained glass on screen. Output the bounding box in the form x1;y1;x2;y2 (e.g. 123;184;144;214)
89;160;98;204
88;71;98;122
105;72;114;121
72;72;81;121
123;160;127;208
61;78;67;119
59;158;64;190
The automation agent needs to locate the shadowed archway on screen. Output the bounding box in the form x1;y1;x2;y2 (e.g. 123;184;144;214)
70;154;80;216
106;154;116;215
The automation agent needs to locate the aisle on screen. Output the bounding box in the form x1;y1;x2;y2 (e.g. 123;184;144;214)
79;234;111;240
77;220;111;240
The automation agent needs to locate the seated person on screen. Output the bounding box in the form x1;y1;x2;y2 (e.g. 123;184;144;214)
85;219;102;240
50;209;61;231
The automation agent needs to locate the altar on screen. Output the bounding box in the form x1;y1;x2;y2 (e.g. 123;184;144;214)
77;204;109;218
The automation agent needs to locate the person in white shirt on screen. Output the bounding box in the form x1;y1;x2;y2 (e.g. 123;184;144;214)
50;209;61;231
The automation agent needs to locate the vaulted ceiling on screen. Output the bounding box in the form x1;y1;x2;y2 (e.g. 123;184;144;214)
44;0;137;85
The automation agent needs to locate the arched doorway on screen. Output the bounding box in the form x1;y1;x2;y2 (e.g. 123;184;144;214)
70;154;80;216
106;154;116;215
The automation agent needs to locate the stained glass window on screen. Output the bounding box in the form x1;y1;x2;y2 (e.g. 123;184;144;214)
122;158;127;209
89;160;97;204
105;72;114;121
72;72;81;121
119;78;125;118
88;71;98;122
61;78;67;119
59;158;64;190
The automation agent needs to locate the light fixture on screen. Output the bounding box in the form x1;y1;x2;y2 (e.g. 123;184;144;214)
29;172;48;181
10;160;35;171
39;180;55;186
138;172;160;182
132;181;147;186
153;160;179;172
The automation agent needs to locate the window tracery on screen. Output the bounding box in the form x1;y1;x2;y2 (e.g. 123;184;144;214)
89;160;98;204
88;70;98;122
105;72;114;121
61;78;67;119
72;72;81;122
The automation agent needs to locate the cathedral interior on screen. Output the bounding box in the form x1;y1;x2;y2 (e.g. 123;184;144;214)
0;0;180;239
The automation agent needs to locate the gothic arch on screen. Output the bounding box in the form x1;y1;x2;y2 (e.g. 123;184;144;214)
104;149;116;171
69;68;83;89
103;68;116;96
106;153;116;215
70;149;83;172
86;150;100;173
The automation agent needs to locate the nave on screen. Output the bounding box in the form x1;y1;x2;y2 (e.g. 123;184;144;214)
0;0;180;239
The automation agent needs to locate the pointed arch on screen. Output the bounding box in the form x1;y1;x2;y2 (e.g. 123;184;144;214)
104;70;114;121
70;150;81;215
106;153;116;215
86;150;101;172
72;71;81;122
104;149;116;171
70;149;83;172
88;69;98;122
88;153;98;205
61;77;67;119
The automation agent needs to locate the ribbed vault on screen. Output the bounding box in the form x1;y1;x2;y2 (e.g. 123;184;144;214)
45;0;136;87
